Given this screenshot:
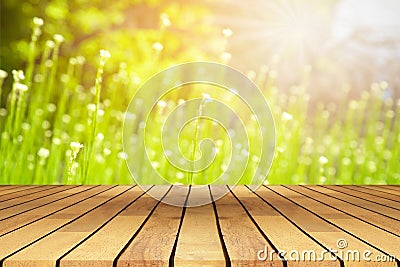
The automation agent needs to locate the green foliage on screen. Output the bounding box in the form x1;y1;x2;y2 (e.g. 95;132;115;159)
0;0;219;77
0;16;399;185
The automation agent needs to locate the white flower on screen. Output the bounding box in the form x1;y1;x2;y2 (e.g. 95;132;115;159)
103;148;112;156
97;132;104;141
33;17;44;27
52;137;61;145
46;40;55;48
53;34;65;44
69;57;77;65
76;56;86;65
221;52;231;61
12;70;25;82
201;93;213;105
99;49;111;65
152;42;164;52
37;148;50;158
15;83;28;92
222;28;233;38
319;156;328;165
118;152;128;160
0;69;8;79
100;49;111;59
87;103;96;112
160;13;171;27
70;142;84;158
70;142;84;150
157;100;167;108
176;172;184;179
202;93;211;99
47;103;56;112
282;112;293;121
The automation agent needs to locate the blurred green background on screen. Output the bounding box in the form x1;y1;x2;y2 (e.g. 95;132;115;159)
0;0;399;185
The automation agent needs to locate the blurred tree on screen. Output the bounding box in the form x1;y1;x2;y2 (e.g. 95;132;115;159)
1;0;223;83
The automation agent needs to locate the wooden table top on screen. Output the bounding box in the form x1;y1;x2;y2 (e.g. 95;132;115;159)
0;185;399;267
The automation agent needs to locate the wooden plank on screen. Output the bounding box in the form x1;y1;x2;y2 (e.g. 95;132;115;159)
174;186;225;267
60;187;164;267
0;186;126;262
211;186;283;267
268;186;400;265
232;186;340;266
0;186;35;196
3;186;139;267
0;185;397;266
359;186;400;196
380;186;400;193
0;186;20;192
0;185;76;209
0;185;40;197
289;185;400;236
314;185;400;220
343;185;400;203
257;186;396;266
0;186;99;235
0;185;58;202
324;186;400;210
116;185;188;267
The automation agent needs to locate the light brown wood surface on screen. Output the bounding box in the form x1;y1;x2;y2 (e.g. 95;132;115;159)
360;186;400;196
60;187;160;267
0;185;40;198
257;186;398;267
380;185;400;193
0;185;398;267
0;186;100;235
174;186;225;267
3;186;136;267
323;185;400;211
232;186;340;267
319;185;400;219
294;186;400;235
116;185;186;266
355;186;400;200
0;185;77;209
211;186;283;267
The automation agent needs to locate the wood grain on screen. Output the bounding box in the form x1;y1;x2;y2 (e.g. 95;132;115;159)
4;186;137;267
322;185;400;212
60;187;162;267
232;186;340;267
211;186;283;267
0;186;98;233
358;185;400;197
0;186;22;192
0;185;40;198
116;185;188;267
296;186;400;235
268;185;399;266
380;185;400;192
174;186;225;267
0;186;58;202
0;185;398;267
0;186;123;261
0;185;77;210
342;185;400;203
260;186;397;267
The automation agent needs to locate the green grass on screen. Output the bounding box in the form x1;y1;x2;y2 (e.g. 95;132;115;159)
0;18;399;185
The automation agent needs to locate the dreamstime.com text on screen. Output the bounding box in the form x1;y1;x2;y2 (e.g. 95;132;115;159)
257;239;396;262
